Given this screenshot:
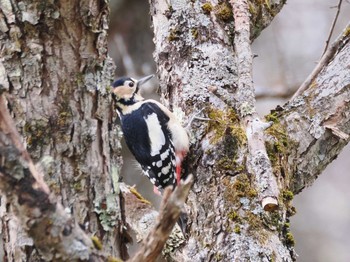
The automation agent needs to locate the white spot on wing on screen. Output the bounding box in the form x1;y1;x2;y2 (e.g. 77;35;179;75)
161;162;172;174
145;113;166;157
156;160;162;167
160;149;170;160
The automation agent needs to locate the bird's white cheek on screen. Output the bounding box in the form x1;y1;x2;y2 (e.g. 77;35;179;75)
113;86;134;98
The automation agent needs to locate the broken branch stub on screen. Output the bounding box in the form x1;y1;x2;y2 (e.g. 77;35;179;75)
129;175;193;262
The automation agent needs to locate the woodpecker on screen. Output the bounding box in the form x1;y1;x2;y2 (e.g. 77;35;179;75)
111;75;189;193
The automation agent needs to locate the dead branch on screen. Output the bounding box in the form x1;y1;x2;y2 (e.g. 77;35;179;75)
255;85;295;99
322;0;343;55
121;183;159;243
128;175;193;262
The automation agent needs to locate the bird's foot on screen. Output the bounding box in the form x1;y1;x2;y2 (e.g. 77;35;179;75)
153;186;161;195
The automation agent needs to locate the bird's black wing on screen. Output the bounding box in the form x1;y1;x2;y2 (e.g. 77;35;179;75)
120;101;176;189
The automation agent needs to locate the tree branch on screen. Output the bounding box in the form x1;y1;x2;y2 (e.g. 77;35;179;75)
128;175;193;262
121;184;158;242
275;23;350;193
322;0;343;55
0;93;103;261
292;22;350;100
231;0;279;211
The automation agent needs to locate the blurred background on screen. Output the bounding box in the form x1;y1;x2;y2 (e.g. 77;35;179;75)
108;1;350;261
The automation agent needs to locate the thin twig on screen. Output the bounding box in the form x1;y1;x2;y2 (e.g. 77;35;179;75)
128;175;194;262
207;85;237;109
291;22;350;100
255;86;296;99
322;0;343;56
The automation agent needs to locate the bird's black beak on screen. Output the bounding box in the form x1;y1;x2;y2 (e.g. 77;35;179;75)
137;74;154;87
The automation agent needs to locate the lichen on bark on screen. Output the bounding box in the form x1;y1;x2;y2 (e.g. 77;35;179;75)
149;0;350;260
0;0;123;260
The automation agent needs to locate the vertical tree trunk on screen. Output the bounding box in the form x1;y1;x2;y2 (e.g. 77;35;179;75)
148;0;350;259
149;0;295;260
0;0;123;260
1;1;349;261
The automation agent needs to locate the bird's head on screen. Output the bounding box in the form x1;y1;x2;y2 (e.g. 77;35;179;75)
111;75;154;104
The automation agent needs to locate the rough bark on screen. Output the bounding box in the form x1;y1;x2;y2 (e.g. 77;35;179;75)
129;176;193;262
279;24;350;193
0;94;104;261
149;0;350;261
0;0;124;260
230;0;278;210
1;0;349;261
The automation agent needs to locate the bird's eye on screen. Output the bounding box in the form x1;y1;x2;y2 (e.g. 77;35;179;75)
128;82;134;87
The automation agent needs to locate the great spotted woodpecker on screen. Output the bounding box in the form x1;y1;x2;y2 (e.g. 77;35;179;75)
111;75;189;193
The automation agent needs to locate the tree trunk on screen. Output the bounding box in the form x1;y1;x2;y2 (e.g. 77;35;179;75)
1;0;350;261
149;0;350;261
0;0;124;260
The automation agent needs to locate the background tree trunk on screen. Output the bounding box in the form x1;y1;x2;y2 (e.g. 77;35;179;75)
0;0;124;260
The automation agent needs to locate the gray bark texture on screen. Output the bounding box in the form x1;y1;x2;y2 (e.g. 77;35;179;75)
0;0;125;261
149;0;350;261
0;95;101;261
0;0;350;261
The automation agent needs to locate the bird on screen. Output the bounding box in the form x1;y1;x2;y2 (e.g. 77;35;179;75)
111;75;189;194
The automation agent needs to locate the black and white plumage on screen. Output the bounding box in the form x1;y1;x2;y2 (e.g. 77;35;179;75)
111;75;189;192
